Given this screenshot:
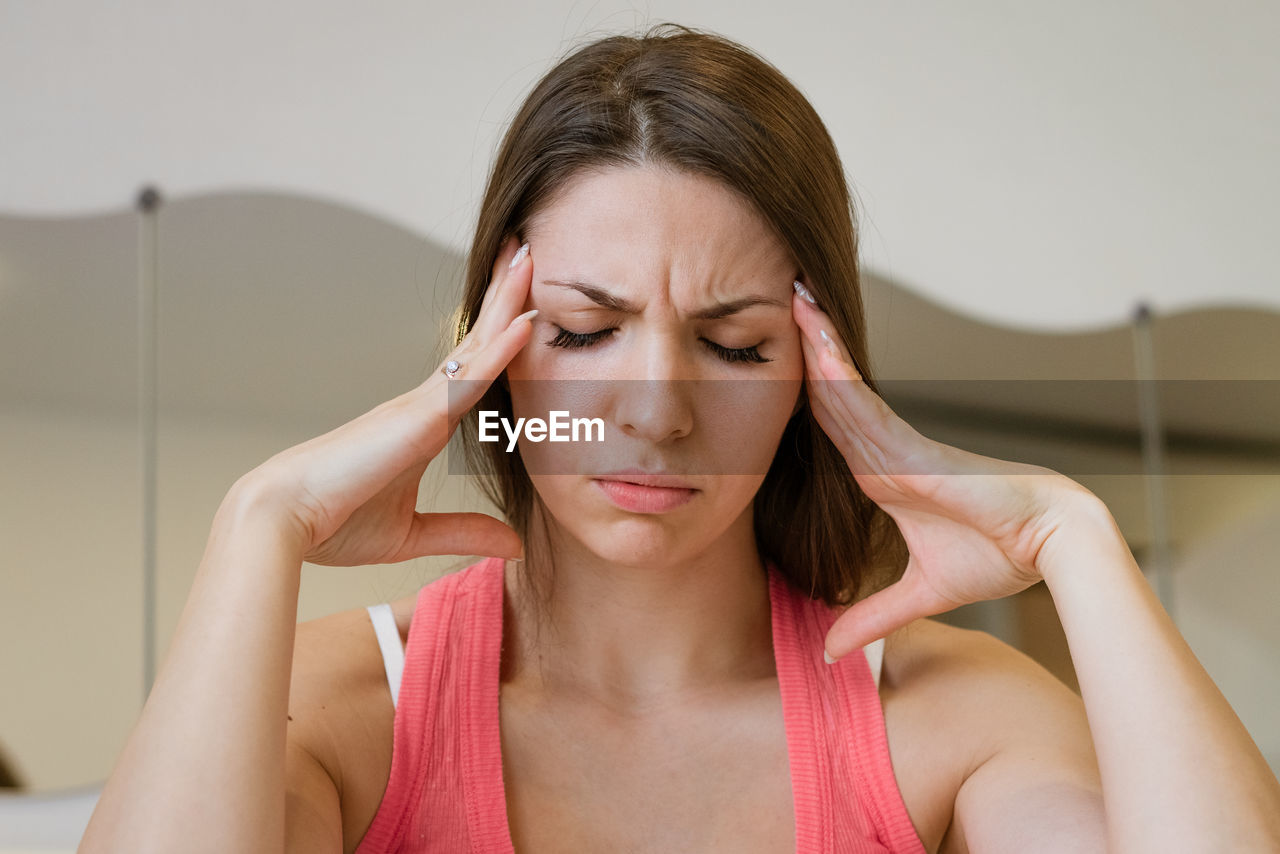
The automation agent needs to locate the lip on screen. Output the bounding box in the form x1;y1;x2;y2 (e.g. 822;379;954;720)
592;469;698;513
594;468;697;489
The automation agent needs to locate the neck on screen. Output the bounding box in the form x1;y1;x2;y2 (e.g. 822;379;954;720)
503;506;776;710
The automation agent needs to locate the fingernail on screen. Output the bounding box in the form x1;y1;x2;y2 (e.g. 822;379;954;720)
509;243;530;269
793;280;817;305
819;328;842;362
823;649;838;665
508;308;538;329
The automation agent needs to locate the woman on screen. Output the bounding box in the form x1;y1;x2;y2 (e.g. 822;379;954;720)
82;26;1280;853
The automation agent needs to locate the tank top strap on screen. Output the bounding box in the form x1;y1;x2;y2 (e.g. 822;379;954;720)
767;563;925;853
355;559;507;854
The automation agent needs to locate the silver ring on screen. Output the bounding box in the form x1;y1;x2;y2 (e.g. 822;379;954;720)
443;359;462;378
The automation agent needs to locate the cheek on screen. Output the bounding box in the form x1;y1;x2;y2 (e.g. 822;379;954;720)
527;473;576;508
698;375;801;472
505;331;580;383
503;344;537;383
505;345;588;421
775;328;806;379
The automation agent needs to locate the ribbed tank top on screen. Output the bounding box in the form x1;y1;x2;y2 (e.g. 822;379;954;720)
354;557;925;853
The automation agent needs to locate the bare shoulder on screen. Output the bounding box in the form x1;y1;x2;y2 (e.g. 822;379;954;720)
883;617;1094;759
287;592;417;851
879;618;1101;852
885;617;1083;706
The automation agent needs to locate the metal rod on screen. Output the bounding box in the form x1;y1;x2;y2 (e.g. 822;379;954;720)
137;186;161;699
1132;302;1176;618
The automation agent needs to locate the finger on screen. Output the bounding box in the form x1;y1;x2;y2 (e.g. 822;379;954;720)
795;327;858;453
477;236;524;318
471;240;533;343
279;305;538;550
440;304;537;426
823;568;944;661
792;293;902;471
791;287;859;378
434;243;536;390
319;305;538;485
396;512;524;561
806;383;893;480
792;290;919;461
793;291;1044;483
792;290;846;409
794;314;886;476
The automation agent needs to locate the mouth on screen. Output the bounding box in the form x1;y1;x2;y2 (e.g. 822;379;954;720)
592;469;698;513
594;468;697;489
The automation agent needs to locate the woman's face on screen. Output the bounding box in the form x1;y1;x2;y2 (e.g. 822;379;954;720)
503;164;804;567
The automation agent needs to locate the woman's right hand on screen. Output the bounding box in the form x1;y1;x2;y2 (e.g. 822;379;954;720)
229;237;536;567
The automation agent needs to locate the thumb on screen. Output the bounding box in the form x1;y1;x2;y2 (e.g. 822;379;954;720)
823;566;940;662
398;512;523;562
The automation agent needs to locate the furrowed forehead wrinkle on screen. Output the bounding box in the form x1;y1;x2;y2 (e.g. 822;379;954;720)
541;278;789;319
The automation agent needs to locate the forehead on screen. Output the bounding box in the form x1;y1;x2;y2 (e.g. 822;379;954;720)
524;165;794;289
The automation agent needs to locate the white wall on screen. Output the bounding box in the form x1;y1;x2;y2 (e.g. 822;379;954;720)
2;0;1278;793
2;0;1278;329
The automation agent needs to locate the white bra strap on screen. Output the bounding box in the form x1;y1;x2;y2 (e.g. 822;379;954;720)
366;603;406;708
864;636;886;690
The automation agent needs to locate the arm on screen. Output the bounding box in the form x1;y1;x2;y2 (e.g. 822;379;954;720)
789;287;1280;852
79;239;535;853
79;486;318;853
1036;495;1280;851
940;495;1280;852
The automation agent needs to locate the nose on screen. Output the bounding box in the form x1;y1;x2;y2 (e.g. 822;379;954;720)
611;330;695;444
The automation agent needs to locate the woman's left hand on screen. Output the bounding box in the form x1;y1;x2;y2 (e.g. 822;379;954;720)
791;283;1099;661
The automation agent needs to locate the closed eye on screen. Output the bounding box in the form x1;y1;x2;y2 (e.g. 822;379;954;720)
547;325;613;349
546;325;771;364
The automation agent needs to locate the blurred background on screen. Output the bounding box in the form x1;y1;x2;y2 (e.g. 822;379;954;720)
1;0;1277;847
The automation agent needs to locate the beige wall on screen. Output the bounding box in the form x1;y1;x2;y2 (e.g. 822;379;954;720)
5;400;1278;789
1;408;143;791
0;404;485;790
1171;486;1280;774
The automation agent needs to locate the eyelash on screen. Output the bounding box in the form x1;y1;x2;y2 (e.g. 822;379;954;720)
547;326;771;364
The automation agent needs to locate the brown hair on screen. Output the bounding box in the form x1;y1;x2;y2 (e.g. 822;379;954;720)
455;23;906;614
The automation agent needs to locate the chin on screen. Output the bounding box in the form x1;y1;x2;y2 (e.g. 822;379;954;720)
536;495;705;569
581;522;694;568
530;473;759;567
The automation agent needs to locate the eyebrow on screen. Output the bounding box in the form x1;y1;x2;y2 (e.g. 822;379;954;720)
541;278;789;319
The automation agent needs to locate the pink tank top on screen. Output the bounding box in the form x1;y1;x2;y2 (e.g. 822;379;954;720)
354;557;925;853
